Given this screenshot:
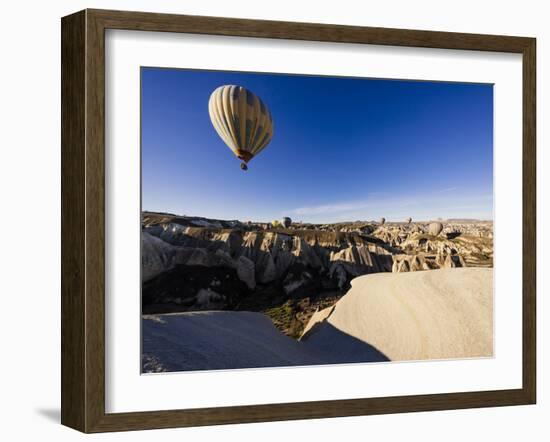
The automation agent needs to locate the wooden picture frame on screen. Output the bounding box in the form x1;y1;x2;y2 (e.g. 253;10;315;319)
61;8;536;433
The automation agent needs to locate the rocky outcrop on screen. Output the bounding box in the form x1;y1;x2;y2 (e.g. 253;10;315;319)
141;231;191;281
236;256;256;289
329;245;392;288
143;226;393;288
391;253;466;273
301;268;493;362
141;225;396;312
372;224;492;271
142;214;493;322
194;288;225;309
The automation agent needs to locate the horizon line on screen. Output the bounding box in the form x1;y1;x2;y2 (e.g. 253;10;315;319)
142;209;493;224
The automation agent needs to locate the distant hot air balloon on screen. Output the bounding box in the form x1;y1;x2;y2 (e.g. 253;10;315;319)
406;217;412;224
271;219;282;228
281;217;292;228
379;217;386;225
428;222;443;236
208;85;274;171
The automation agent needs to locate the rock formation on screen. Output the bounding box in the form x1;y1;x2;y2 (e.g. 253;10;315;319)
301;268;493;362
141;212;493;335
142;225;395;310
428;221;443;236
142;268;493;372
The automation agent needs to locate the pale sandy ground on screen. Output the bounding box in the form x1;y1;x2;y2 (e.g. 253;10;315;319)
303;268;493;361
142;268;493;372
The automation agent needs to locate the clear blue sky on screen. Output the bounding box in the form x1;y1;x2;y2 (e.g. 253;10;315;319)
141;68;493;223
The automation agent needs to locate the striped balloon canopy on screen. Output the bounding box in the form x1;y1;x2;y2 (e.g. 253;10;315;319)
208;85;274;170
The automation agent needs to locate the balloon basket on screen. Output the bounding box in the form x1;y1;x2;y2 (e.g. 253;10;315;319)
240;163;248;171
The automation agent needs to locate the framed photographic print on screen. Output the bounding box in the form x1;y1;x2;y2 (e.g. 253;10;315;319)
61;9;536;433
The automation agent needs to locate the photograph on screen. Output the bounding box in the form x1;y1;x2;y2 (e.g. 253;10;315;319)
140;67;494;373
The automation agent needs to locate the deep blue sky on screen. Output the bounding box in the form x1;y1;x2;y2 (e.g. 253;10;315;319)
141;68;493;223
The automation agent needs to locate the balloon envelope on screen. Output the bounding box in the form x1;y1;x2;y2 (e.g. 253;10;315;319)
281;217;292;228
208;85;273;169
379;217;386;225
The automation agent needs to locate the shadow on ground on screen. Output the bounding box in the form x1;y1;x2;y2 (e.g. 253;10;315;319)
35;408;60;423
142;311;389;373
301;321;390;363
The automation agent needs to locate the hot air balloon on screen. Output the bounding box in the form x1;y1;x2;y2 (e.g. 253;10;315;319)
281;217;292;228
428;222;443;236
406;217;412;224
379;217;386;225
208;85;273;171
